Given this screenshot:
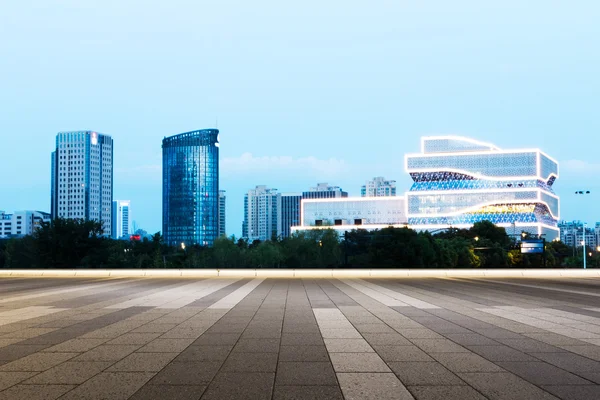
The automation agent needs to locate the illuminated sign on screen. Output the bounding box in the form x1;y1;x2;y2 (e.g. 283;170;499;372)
521;239;544;254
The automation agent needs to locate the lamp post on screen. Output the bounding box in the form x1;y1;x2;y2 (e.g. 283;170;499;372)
575;191;591;269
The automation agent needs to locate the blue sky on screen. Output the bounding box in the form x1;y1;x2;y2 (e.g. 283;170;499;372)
1;1;599;236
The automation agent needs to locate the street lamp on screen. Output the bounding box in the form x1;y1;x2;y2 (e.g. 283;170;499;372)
575;191;592;269
181;242;186;251
474;236;479;242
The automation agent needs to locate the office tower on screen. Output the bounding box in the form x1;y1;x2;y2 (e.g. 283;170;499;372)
361;176;397;197
277;193;302;239
243;185;279;242
112;200;131;239
218;190;226;237
405;136;560;240
0;210;51;238
50;131;113;234
558;221;597;248
302;183;348;199
162;129;219;247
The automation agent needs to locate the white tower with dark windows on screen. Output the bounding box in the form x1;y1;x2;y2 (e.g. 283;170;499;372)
51;131;113;235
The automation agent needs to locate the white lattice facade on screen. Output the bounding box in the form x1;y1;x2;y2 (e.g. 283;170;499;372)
405;136;560;240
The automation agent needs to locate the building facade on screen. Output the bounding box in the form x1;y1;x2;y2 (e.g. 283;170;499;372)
302;183;348;199
111;200;131;239
293;197;407;235
162;129;219;247
243;185;279;242
0;210;51;238
361;177;397;197
405;136;560;240
558;221;598;249
50;131;113;234
218;190;226;237
277;193;302;239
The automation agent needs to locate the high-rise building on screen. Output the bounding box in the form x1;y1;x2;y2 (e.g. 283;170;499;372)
558;221;597;248
162;129;219;247
218;190;226;237
112;200;131;239
277;193;302;239
361;177;397;197
302;183;348;199
50;131;113;234
243;185;279;242
0;210;51;238
405;136;560;240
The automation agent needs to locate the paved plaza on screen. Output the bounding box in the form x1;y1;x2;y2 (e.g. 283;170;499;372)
0;272;600;399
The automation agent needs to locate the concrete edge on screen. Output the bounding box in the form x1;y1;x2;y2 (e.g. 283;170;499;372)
0;269;599;278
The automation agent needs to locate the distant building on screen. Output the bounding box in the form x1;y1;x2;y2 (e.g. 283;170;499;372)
361;177;397;197
243;185;279;242
292;197;407;235
112;200;131;239
277;193;302;239
162;129;219;247
302;183;348;199
218;190;226;237
558;221;597;248
405;136;560;240
50;131;114;234
0;210;51;238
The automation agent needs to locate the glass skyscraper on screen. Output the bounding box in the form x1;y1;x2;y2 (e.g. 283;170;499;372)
405;136;560;240
162;129;219;247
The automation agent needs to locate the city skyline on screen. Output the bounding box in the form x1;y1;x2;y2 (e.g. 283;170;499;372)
2;2;600;237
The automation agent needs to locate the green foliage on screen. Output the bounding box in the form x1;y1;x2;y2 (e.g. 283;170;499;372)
0;218;581;269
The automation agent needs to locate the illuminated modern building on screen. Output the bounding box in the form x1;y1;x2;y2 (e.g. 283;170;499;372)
293;197;407;235
111;200;131;239
218;190;226;237
0;210;51;238
50;131;113;234
361;176;397;197
243;185;279;242
277;193;302;238
162;129;219;247
558;221;598;248
405;136;560;240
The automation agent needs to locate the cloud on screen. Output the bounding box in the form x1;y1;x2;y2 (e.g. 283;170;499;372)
221;153;349;180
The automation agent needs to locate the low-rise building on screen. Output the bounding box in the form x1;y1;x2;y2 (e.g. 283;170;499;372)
0;210;51;238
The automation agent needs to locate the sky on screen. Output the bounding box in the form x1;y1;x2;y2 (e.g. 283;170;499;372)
1;1;600;236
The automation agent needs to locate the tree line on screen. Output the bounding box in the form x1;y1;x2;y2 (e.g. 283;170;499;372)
0;218;596;269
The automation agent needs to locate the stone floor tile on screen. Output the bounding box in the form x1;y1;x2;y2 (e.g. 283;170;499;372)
107;352;178;372
0;352;77;372
431;352;505;373
23;361;111;384
232;338;280;353
72;345;139;362
444;333;500;346
528;352;600;372
337;372;413;400
276;362;338;386
411;339;470;353
0;345;48;362
393;328;443;339
374;345;434;362
173;346;231;362
192;333;241;346
137;338;195;353
330;353;390;373
148;361;222;385
129;384;207;400
106;332;161;345
498;361;594;386
467;345;537;362
59;372;154;400
221;352;278;372
408;385;487;400
0;372;37;391
0;384;76;400
319;329;362;339
201;372;274;400
353;324;396;334
458;372;560;400
542;385;600;400
389;361;465;386
281;333;323;346
495;338;565;353
324;338;374;353
40;338;107;353
362;333;412;346
278;345;330;362
273;385;344;400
